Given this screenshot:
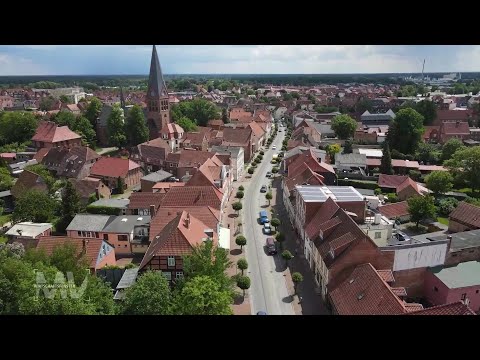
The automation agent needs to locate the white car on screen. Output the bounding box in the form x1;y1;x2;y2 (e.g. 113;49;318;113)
272;145;276;150
263;223;272;235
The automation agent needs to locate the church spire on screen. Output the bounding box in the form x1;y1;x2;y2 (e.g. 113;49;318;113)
120;86;125;108
147;45;168;98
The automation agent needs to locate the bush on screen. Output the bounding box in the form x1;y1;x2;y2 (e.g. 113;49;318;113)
438;197;458;216
337;178;379;190
86;205;122;216
238;185;244;191
385;193;399;203
254;158;260;164
259;151;264;155
409;170;422;181
272;167;279;174
374;188;382;195
270;159;277;164
257;154;263;160
236;191;244;199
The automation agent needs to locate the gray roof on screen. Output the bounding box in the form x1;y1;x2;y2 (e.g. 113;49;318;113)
147;45;168;98
429;261;480;289
66;214;115;232
211;145;242;157
335;153;367;166
9;159;37;171
428;229;480;252
89;199;130;209
102;215;151;234
0;190;11;198
141;170;173;183
116;267;139;290
310;122;335;136
295;185;365;203
361;110;396;122
284;146;326;161
356;188;375;196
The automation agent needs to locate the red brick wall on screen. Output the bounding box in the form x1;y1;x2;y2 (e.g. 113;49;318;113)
392;267;428;299
397;186;419;201
96;247;117;269
448;219;478;233
445;247;480;266
354;131;377;144
126;167;142;188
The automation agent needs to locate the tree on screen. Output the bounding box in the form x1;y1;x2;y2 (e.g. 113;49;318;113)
265;192;273;206
221;108;229;124
281;250;293;269
438;197;458;216
409;170;422;181
236;191;244;199
380;142;393;175
236;275;251;298
121;271;173;315
125;105;149;146
39;96;56;111
74;116;97;147
12;190;56;224
182;239;234;295
56;181;81;234
325;144;341;164
444;146;480;193
238;185;244;191
59;95;70;104
331;114;357;139
291;272;303;296
107;105;127;148
176;116;197;132
0;167;13;191
248;167;254;175
171;98;220;127
116;177;125;194
84;97;102;126
441;138;464;162
415;100;437;125
270;218;281;231
175;275;233;315
407;195;436;229
275;232;285;249
416;142;441;165
425;171;453;196
387;108;424;155
343;140;353;154
283;93;293;101
54;111;76;128
232;201;242;215
355;98;373;113
0;111;38;146
237;258;248;275
235;235;247;251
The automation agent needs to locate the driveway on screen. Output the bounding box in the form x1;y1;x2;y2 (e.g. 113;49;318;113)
242;129;295;315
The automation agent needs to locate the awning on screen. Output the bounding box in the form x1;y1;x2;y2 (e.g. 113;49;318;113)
218;226;231;250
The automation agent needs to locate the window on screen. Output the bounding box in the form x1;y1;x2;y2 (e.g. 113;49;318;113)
77;231;81;236
374;232;381;239
476;290;479;294
163;272;172;281
95;232;99;238
103;234;108;241
434;286;438;292
175;272;183;279
167;256;175;267
461;293;467;301
118;235;128;241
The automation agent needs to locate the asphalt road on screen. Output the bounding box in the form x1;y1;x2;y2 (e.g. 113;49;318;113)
243;127;295;315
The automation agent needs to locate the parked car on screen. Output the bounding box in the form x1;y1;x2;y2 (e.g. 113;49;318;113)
266;172;272;178
394;231;411;242
256;311;268;315
272;145;277;150
260;185;267;193
263;223;272;234
259;210;269;224
266;237;277;255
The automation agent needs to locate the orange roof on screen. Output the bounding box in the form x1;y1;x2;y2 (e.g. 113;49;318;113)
161;186;223;209
90;157;140;178
407;301;476;315
32;121;81;143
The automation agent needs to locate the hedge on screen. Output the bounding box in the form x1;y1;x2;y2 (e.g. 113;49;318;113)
337;178;379;190
86;205;122;216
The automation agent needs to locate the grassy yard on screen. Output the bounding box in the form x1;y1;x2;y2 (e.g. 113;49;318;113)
0;214;12;226
437;217;449;226
0;235;7;244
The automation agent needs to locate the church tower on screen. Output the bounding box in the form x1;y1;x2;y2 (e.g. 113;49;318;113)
146;45;171;139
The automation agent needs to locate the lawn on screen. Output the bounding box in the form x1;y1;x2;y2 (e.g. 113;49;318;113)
437;217;449;226
0;235;7;244
0;214;12;226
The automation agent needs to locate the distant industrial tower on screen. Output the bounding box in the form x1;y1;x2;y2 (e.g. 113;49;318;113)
421;59;425;81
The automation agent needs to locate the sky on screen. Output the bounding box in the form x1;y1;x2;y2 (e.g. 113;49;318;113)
0;45;479;76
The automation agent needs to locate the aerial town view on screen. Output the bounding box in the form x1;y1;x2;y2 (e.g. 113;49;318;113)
1;45;480;315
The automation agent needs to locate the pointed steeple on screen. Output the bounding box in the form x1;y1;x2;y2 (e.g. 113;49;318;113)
147;45;168;98
120;86;125;108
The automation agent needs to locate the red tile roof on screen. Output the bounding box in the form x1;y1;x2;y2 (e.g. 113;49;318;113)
248;121;266;139
449;202;480;229
11;170;48;199
33;148;50;162
36;236;105;269
377;269;395;283
366;158;381;167
391;159;420;169
152;182;185;193
440;121;470;136
397;177;419;194
285;163;325;193
90;157;140;178
378;201;410;219
305;198;340;240
391;287;407;297
418;165;447;172
166;150;216;168
221;128;252;145
32;121;81;143
127;192;165;211
378;174;408;189
404;303;425;312
69;178;105;200
407;301;476;315
436;110;472;124
161;186;223;209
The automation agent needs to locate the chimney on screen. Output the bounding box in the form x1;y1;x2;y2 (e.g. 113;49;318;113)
185;213;190;229
149;205;156;217
446;235;453;254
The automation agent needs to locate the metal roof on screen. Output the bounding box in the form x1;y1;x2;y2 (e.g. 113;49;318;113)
102;215;151;234
89;199;130;209
295;185;365;203
66;214;115;232
430;261;480;289
428;229;480;252
116;267;139;290
141;170;173;182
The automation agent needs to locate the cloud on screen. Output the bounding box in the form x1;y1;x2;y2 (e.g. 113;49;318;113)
0;54;50;75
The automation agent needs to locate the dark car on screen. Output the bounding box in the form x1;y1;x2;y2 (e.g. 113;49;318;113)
266;172;272;178
395;231;411;242
266;237;277;255
260;185;267;193
256;311;268;315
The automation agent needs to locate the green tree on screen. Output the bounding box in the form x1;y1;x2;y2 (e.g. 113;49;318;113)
236;235;247;251
283;93;293;101
56;181;81;234
232;201;242;215
176;116;198;132
236;191;244;199
415;100;437;125
416;142;441;164
325;143;341;164
380;142;393;175
121;271;173;315
237;258;248;275
182;239;234;295
236;275;251;298
84;97;103;126
54;111;76;128
407;195;436;229
171;99;220;127
238;185;244;191
39;96;56;111
281;250;293;269
248;167;254;175
125;105;149;146
355;98;373;113
116;177;125;194
107;105;127;148
343;140;353;154
275;232;285;249
221;108;229;124
0;111;38;146
0;167;13;191
74;116;97;147
12;189;56;224
444;146;480;193
331;114;357;139
291;272;303;295
425;171;453;196
270;218;281;231
387;108;424;155
441;138;464;162
59;95;70;104
175;275;233;315
409;170;422;181
265;192;273;206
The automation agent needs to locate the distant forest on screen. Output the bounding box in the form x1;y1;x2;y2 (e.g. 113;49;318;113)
1;73;480;91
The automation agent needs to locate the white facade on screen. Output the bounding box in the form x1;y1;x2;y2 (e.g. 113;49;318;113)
392;242;448;271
